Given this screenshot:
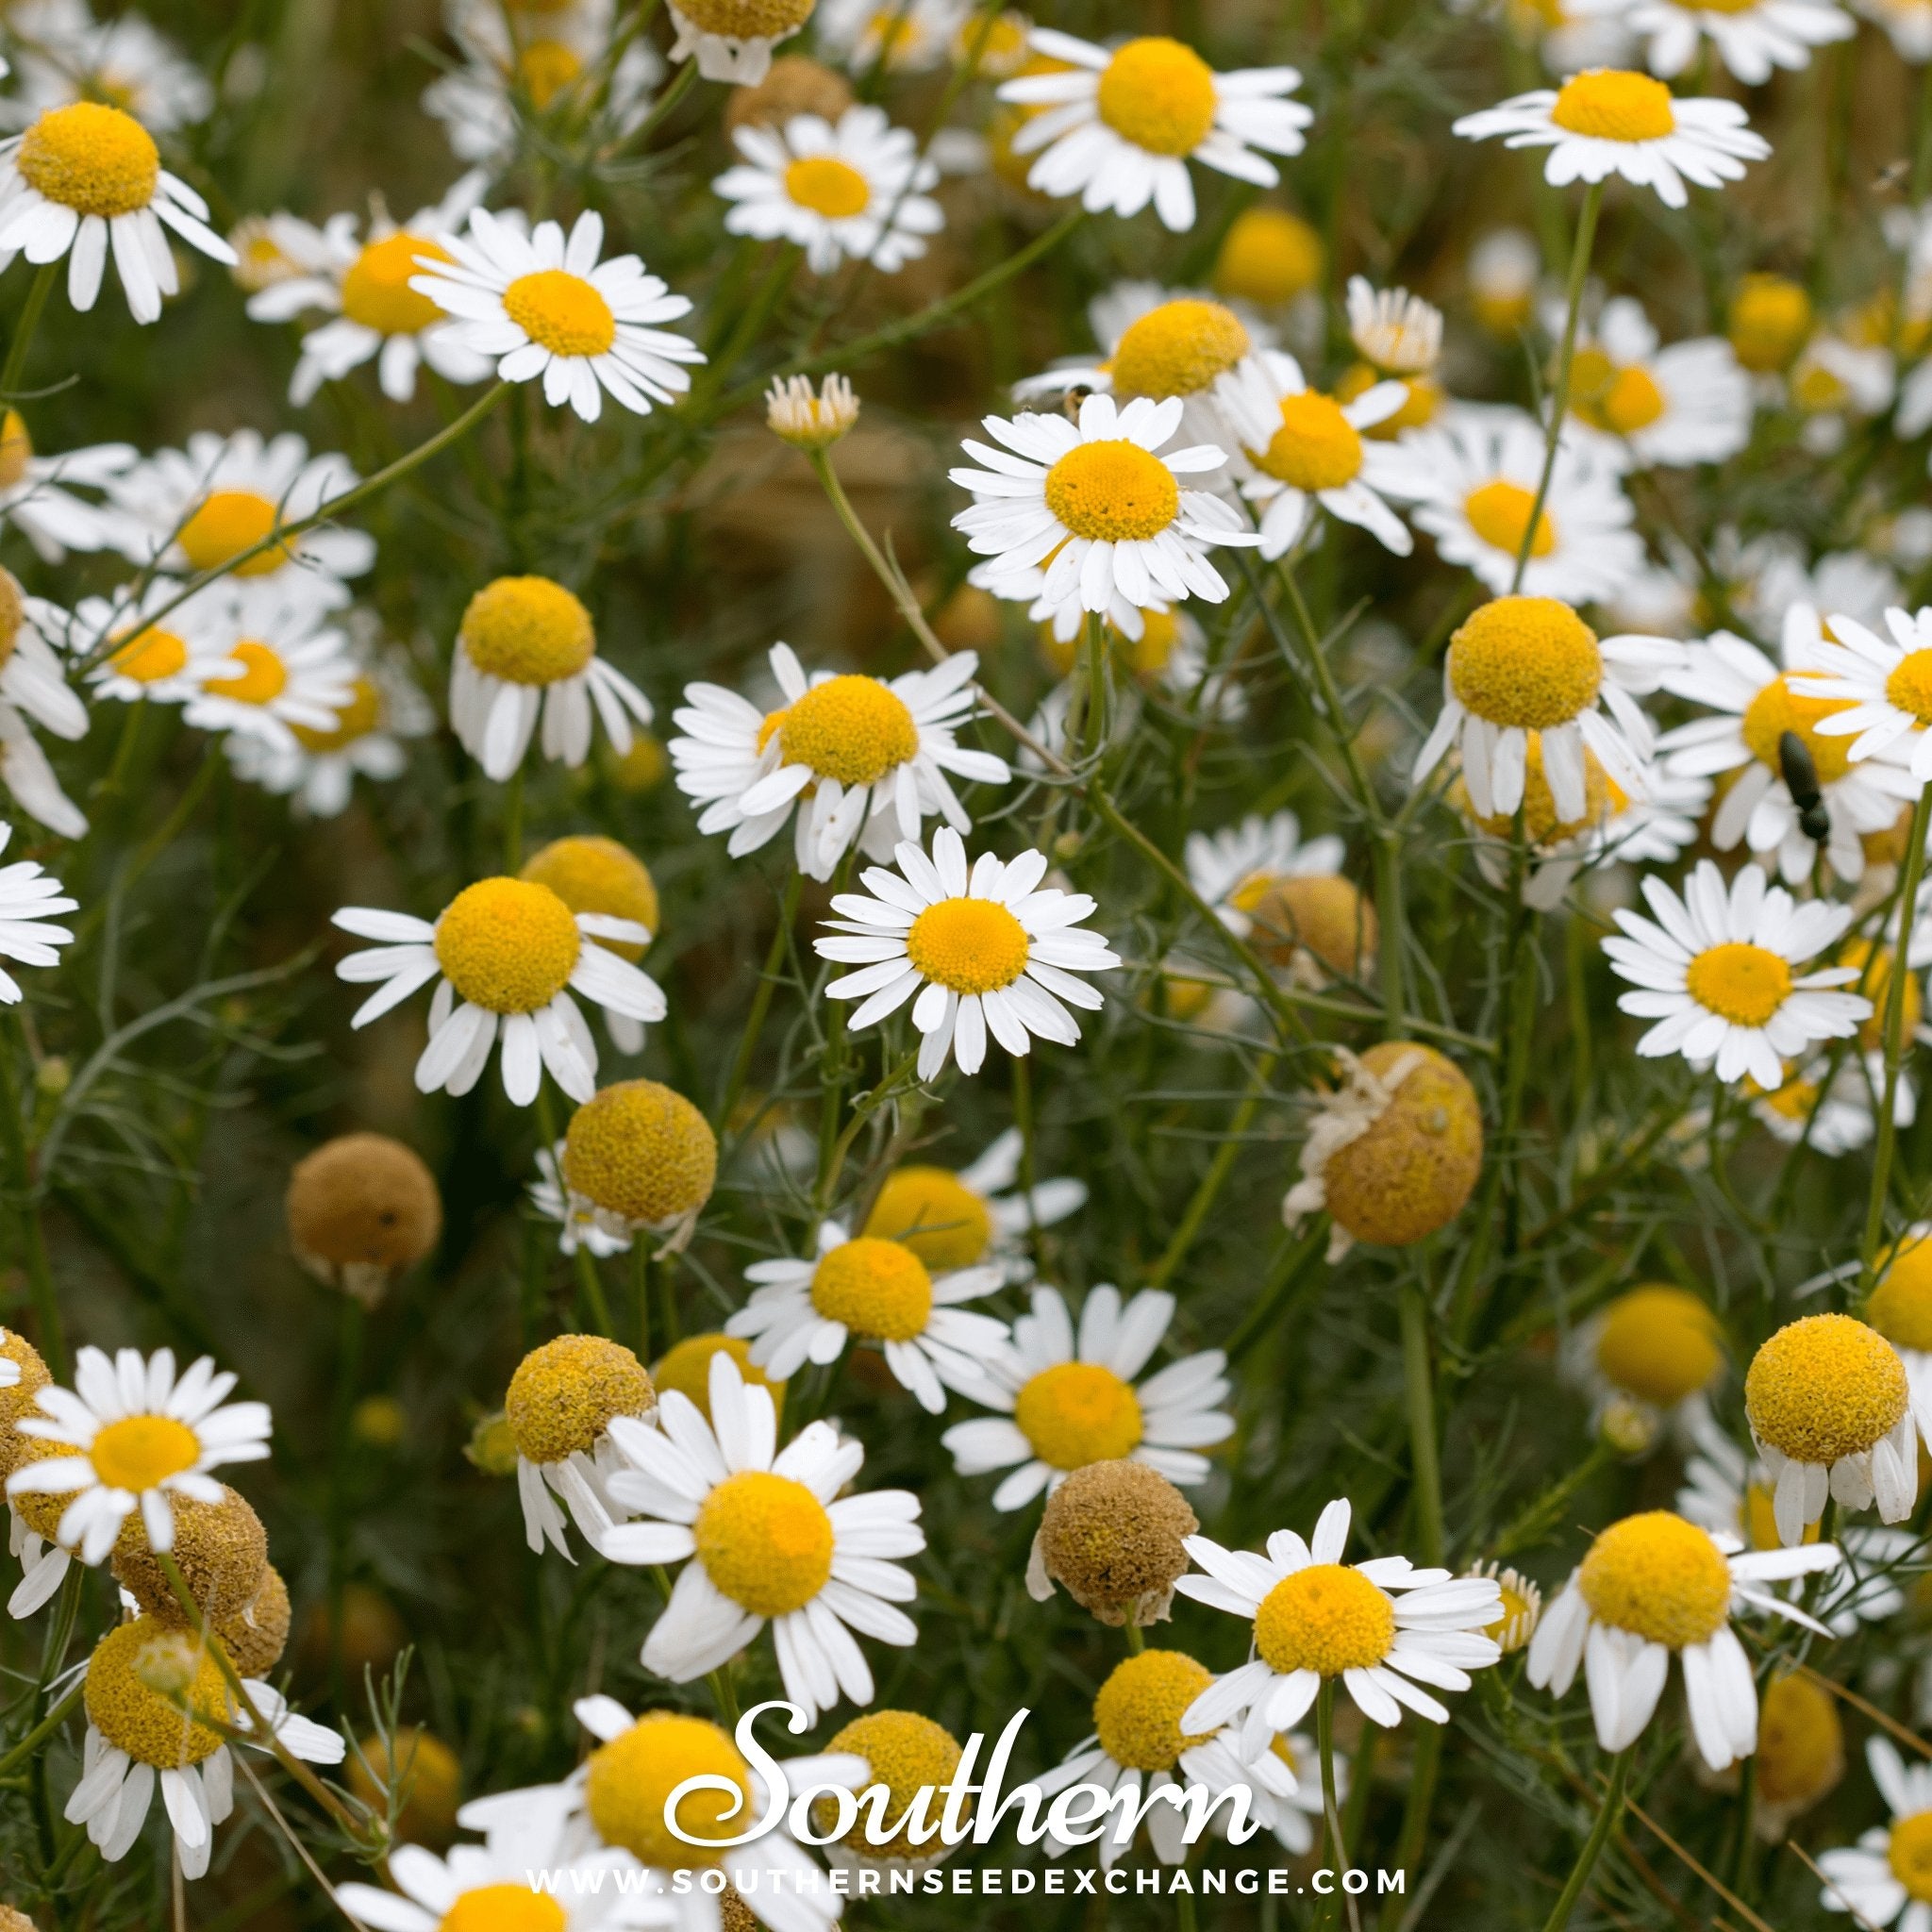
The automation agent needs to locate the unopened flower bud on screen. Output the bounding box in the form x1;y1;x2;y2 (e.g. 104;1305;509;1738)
766;373;858;450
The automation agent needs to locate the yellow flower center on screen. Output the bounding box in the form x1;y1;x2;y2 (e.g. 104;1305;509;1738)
585;1712;754;1868
1683;941;1792;1027
1741;1478;1819;1549
1729;274;1812;374
290;675;383;751
783;155;872;218
1871;1234;1932;1353
652;1334;784;1424
1092;1650;1216;1772
808;1237;935;1341
1549;69;1676;142
694;1469;835;1617
503;268;616;358
675;0;816;37
1461;480;1557;559
818;1710;964;1853
563;1080;717;1226
1757;1073;1819;1124
433;876;582;1013
516;38;583;108
1791;358;1848;412
862;1166;993;1270
1886;649;1932;727
1466;735;1624;841
777;675;918;786
17;102;158;218
203;640;289;707
1213;208;1323;307
1108;299;1250;401
1252;1563;1395;1675
341;230;452;336
1483;1575;1538;1652
178;491;292;576
904;896;1032;996
1593;1287;1723;1407
108;625;189;686
1043;440;1180;544
90;1414;200;1491
0;408;32;492
1740;674;1856;782
441;1887;568;1932
1095;37;1218;156
1335;362;1440;436
1893;1812;1932;1903
1013;1360;1143;1469
1446;595;1601;729
1755;1672;1843;1811
505;1333;655;1464
1571;351;1667;436
460;575;595;685
1253;391;1363;491
1577;1511;1731;1648
1038;606;1182;682
1746;1312;1908;1464
86;1618;228;1769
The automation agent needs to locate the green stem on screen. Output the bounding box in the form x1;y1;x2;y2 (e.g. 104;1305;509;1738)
0;1679;83;1780
631;1242;651;1366
1513;181;1603;594
1011;1053;1040;1274
0;1021;62;1377
1225;1224;1329;1364
1399;1282;1444;1567
1149;1053;1276;1291
1540;1750;1631;1932
1123;1618;1145;1655
0;260;58;401
1317;1680;1357;1931
717;871;802;1132
502;766;525;873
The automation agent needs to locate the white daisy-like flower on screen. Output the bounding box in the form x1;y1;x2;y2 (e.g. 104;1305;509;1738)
1026;590;1243;722
1569;0;1853;80
714;106;942;275
1452;68;1769;209
0;99;235;321
999;30;1312;233
1185;809;1346;937
816;825;1122;1081
1729;540;1899;653
1817;1738;1932;1931
0;820;75;1002
104;428;375;599
0;699;81;837
1175;1498;1504;1757
1603;858;1867;1090
1562;295;1753;468
726;1218;1007;1415
599;1351;923;1723
1406;406;1642;601
1561;1282;1724;1448
1859;1224;1932;1453
815;0;968;73
176;577;359;756
0;415;132;560
951;392;1257;617
244;173;493;405
664;0;817;82
1790;334;1896;453
1854;0;1932;56
5;1346;270;1562
412;208;704;424
1657;608;1919;884
0;585;87;836
448;573;654;782
332;875;666;1106
64;1619;341;1880
1748;1058;1882;1158
0;0;212;133
1209;349;1425;559
1791;605;1932;786
1527;1508;1839;1769
941;1283;1231;1509
669;643;1008;884
1412;592;1674;824
76;577;234;708
1467;226;1541;337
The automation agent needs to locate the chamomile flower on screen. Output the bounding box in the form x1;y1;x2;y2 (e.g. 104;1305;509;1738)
530;1081;716;1261
0;100;235;321
1468;227;1541;337
75;578;232;708
243;174;492;404
816;826;1122;1081
1562;1284;1724;1444
0;579;86;837
1746;1314;1919;1543
666;0;818;82
941;1284;1231;1509
1790;606;1932;785
1175;1498;1504;1755
1412;593;1673;824
727;1219;1007;1413
1854;0;1932;58
714;106;942;274
668;643;1008;883
1817;1738;1932;1929
1210;350;1426;558
951;392;1257;616
1866;1227;1932;1450
412;208;704;423
449;574;654;782
1185;810;1346;940
998;31;1312;233
1563;296;1753;468
1452;69;1770;209
861;1127;1086;1276
177;578;359;756
1030;597;1242;723
105;429;375;598
1337;278;1445;434
1406;407;1643;601
0;410;133;560
520;835;663;1054
0;821;75;1003
816;0;967;73
5;1346;270;1563
0;1;212;133
1657;609;1919;884
1749;1058;1880;1157
812;1708;964;1876
1527;1509;1840;1768
64;1617;341;1880
1603;859;1868;1090
1572;0;1853;81
599;1350;924;1723
1451;736;1639;909
332;875;667;1106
